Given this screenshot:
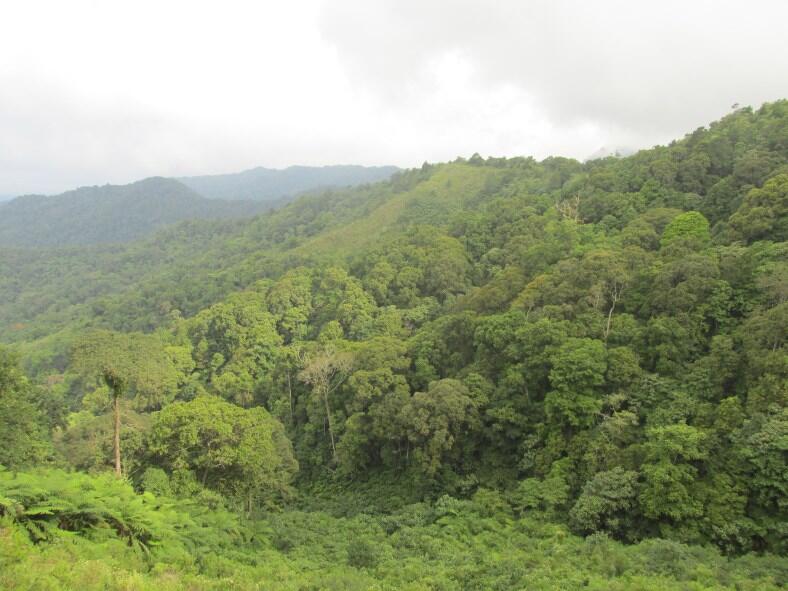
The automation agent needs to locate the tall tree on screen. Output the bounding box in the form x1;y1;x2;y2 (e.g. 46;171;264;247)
298;348;353;460
72;331;180;477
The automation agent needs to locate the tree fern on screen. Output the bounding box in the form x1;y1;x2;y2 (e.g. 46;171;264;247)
0;467;245;563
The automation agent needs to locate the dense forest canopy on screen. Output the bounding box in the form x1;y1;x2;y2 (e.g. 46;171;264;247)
0;101;786;590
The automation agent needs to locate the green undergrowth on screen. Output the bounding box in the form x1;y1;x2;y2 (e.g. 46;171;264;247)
1;468;784;591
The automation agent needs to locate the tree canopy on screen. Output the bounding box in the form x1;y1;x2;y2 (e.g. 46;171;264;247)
1;100;787;588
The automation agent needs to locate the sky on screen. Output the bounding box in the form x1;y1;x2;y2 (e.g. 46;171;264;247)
1;0;787;195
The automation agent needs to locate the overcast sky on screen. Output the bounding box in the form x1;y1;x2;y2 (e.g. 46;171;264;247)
1;0;787;195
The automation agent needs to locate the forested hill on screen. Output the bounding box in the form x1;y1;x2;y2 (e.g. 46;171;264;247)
0;177;270;247
0;102;786;589
178;164;400;201
1;102;785;350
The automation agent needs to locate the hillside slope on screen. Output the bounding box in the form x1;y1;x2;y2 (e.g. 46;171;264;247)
0;177;268;247
178;164;400;202
0;102;786;588
1;102;785;348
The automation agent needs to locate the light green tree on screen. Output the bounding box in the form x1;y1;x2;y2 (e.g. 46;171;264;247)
147;395;297;512
72;331;180;476
0;347;51;468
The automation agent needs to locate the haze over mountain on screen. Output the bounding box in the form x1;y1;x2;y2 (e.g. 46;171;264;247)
0;165;399;248
177;164;399;202
0;177;267;248
2;2;786;197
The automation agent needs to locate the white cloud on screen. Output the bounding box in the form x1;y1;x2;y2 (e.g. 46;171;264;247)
319;0;788;132
0;0;786;194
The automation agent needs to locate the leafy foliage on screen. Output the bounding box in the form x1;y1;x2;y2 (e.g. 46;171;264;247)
1;101;787;586
0;348;53;468
146;395;297;509
1;469;785;590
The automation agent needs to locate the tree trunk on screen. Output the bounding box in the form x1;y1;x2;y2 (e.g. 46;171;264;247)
113;394;122;477
287;371;293;424
322;386;337;458
604;302;615;342
604;285;621;343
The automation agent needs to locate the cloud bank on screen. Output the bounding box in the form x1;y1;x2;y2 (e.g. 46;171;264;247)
1;0;786;194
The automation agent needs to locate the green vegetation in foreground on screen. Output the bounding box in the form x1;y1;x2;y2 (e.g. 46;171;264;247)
1;468;784;590
0;101;786;589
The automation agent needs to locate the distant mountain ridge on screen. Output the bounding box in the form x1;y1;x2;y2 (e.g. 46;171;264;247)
0;177;268;247
0;165;400;247
178;164;400;201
